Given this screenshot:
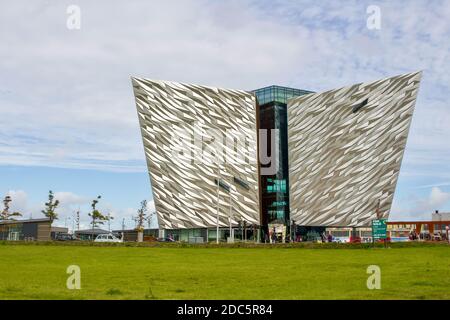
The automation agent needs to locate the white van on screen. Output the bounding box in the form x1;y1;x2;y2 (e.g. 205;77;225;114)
94;233;123;243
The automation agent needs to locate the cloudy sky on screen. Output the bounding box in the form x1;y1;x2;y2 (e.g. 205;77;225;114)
1;0;449;230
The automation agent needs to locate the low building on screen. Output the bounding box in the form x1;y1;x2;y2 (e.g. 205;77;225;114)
325;220;450;243
388;220;450;239
0;218;52;241
50;226;69;239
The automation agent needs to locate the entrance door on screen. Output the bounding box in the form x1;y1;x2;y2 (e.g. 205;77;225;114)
268;224;286;243
8;232;19;241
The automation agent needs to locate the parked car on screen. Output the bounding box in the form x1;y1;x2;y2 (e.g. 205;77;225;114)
332;237;347;243
55;233;79;241
143;235;158;242
376;237;391;243
94;233;123;243
432;233;442;241
349;236;361;243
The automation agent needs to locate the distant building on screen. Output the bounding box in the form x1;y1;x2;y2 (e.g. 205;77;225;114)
0;218;52;241
432;211;450;222
50;226;69;239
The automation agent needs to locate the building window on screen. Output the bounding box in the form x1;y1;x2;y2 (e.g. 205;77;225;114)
266;179;286;193
233;177;250;190
214;179;230;193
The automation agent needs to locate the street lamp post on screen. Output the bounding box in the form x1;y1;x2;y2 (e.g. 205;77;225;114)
75;209;80;231
435;210;442;240
291;220;296;242
216;163;220;244
229;189;232;243
72;212;76;234
65;216;71;228
216;162;237;244
121;218;126;241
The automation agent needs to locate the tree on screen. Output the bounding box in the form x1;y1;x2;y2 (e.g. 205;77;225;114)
0;195;22;221
146;210;156;229
88;196;109;231
41;190;60;223
135;200;148;232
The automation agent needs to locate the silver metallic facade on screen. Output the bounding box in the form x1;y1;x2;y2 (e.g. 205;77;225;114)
132;78;260;229
132;72;422;230
287;72;422;227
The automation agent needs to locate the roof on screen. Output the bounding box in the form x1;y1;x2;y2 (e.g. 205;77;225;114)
252;85;314;105
0;218;51;225
252;84;313;93
51;226;69;233
74;228;110;235
113;228;159;233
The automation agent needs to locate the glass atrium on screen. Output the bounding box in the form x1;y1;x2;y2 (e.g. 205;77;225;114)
252;85;313;241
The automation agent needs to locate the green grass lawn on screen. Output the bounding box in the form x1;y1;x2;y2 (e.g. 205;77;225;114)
1;243;449;300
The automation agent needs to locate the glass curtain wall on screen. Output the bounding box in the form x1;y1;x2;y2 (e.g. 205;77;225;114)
253;86;313;242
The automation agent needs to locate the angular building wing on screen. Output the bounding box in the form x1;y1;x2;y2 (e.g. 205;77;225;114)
287;72;422;227
132;78;260;229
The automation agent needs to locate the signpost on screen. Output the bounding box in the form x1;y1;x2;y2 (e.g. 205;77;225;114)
372;219;387;247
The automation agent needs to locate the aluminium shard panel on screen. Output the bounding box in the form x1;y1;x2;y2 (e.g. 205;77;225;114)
132;78;260;229
288;72;422;227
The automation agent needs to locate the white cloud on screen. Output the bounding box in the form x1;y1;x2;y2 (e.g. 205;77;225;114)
390;187;450;221
417;182;450;189
5;190;30;215
53;191;89;206
420;187;450;212
0;0;448;175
